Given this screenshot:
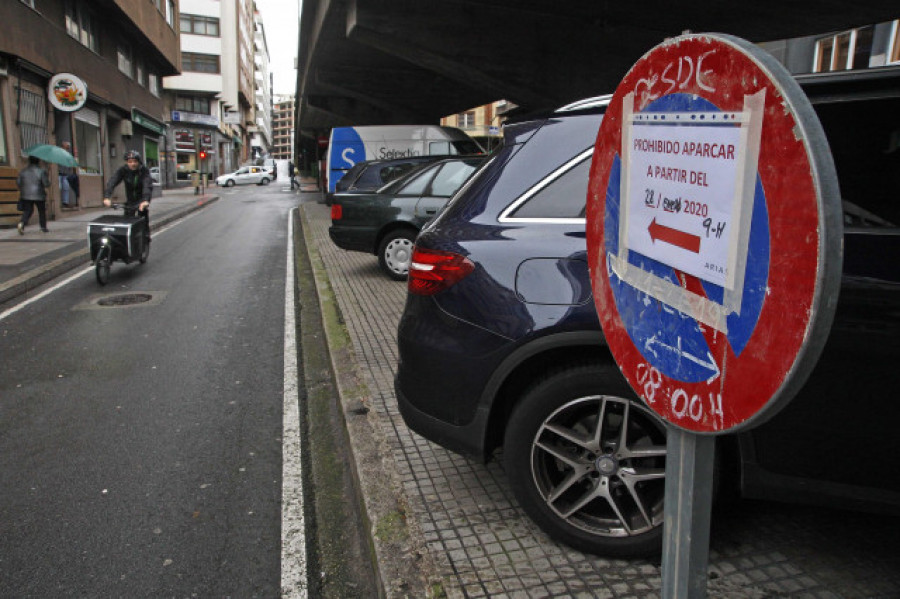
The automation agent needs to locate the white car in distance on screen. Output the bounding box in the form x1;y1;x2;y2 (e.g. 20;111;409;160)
216;166;272;187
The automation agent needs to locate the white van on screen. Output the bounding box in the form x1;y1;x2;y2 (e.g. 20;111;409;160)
327;125;483;193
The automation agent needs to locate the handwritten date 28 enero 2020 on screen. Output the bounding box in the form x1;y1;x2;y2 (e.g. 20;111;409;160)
644;188;726;240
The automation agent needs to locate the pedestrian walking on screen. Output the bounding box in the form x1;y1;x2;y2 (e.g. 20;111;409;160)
67;168;80;207
289;161;298;190
59;141;73;208
16;156;51;234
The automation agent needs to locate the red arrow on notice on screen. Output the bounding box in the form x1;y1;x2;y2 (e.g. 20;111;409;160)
648;218;701;253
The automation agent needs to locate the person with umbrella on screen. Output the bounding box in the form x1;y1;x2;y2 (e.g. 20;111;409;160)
16;156;51;234
23;143;78;211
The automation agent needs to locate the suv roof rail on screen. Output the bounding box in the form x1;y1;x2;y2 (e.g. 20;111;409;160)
555;94;613;113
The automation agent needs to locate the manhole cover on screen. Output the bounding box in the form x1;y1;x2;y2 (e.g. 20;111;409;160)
97;293;154;306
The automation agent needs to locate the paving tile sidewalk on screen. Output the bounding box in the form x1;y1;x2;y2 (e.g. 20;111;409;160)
298;194;900;599
0;189;218;306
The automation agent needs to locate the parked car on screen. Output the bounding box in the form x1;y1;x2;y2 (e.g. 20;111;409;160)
149;166;160;184
395;78;900;558
329;156;486;279
328;155;457;204
216;166;272;187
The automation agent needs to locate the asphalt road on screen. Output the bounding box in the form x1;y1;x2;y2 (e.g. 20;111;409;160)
0;183;298;597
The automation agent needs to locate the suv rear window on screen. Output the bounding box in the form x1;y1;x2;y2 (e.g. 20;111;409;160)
505;154;592;220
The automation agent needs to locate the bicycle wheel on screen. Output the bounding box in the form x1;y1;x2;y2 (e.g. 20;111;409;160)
95;247;111;285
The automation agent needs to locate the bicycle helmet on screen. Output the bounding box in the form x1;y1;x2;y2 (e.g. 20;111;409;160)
124;150;142;162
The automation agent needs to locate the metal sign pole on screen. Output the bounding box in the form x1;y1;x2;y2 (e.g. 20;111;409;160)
661;429;715;598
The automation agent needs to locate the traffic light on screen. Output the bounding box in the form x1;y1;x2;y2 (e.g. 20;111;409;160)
198;150;208;160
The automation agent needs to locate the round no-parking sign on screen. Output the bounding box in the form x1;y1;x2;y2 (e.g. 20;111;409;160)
586;34;842;434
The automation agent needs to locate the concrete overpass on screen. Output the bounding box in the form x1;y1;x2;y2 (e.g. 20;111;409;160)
295;0;898;151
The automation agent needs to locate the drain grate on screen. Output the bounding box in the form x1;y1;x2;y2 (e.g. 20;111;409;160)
97;293;154;306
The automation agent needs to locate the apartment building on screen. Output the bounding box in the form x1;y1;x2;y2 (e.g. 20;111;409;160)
1;0;179;223
249;7;272;161
440;100;509;152
163;0;263;183
271;95;294;161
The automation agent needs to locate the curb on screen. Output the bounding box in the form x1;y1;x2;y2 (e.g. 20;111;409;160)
296;204;441;597
0;196;219;306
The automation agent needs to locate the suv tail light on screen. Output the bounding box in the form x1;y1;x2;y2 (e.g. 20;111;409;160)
408;246;475;296
331;204;342;220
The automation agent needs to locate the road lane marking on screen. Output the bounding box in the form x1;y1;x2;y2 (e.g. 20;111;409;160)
281;208;308;597
0;210;198;322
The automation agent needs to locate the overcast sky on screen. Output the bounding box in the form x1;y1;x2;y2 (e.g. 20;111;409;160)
256;0;300;96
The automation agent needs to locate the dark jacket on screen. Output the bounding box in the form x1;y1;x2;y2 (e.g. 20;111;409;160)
16;164;50;201
104;164;153;207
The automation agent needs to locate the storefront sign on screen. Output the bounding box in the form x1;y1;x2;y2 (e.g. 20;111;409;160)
172;110;219;127
48;73;88;112
174;129;195;152
131;109;166;136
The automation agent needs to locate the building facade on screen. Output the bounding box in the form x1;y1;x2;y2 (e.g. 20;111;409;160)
163;0;265;184
1;0;179;225
249;6;272;160
761;19;900;74
272;95;294;161
440;100;510;152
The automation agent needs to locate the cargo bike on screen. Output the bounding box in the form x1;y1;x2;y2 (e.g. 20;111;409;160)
87;205;150;285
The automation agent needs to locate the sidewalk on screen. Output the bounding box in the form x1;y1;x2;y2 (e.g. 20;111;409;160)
0;188;218;306
296;192;900;598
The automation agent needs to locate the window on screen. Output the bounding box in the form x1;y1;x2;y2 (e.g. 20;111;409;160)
117;44;133;78
17;87;48;150
149;74;160;97
65;1;98;52
814;26;874;72
167;0;176;28
396;167;436;196
180;14;220;36
504;153;592;220
74;118;101;174
182;52;220;74
459;111;476;128
889;20;900;65
136;62;146;87
175;95;211;114
430;161;480;196
429;141;452;154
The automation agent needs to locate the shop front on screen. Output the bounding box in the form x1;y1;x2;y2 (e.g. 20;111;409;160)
131;109;166;175
170;110;220;184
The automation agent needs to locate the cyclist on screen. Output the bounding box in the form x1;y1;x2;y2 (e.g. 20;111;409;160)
103;150;153;241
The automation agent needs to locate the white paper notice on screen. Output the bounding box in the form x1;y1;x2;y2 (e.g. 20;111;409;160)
626;123;742;288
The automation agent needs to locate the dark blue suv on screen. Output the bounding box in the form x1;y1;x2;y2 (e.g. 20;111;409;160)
395;82;900;558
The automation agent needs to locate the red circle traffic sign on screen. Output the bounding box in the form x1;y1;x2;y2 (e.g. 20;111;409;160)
586;34;842;434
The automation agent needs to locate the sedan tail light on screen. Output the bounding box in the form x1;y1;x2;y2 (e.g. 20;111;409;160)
331;204;342;220
408;246;475;296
